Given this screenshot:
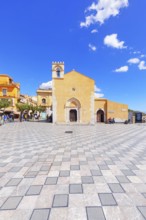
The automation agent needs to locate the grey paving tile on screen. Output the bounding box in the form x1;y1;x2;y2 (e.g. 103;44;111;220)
142;193;146;199
121;169;135;176
105;160;115;165
91;170;102;176
26;185;42;196
11;158;21;163
62;157;70;162
6;178;23;187
70;165;80;170
52;194;68;207
137;206;146;219
25;171;38;178
82;176;94;184
69;184;83;194
53;161;62;166
30;208;50;220
87;157;94;161
108;183;125;193
80;161;88;165
0;163;7;167
45;177;58;185
116;175;130;183
98;165;109;170
40;166;51;171
86;206;105;220
0;172;5;178
8;167;22;172
59;170;70;177
127;165;139;170
24;162;34;167
99;193;117;206
0;196;23;210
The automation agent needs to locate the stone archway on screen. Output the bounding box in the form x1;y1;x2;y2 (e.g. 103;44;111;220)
97;109;104;122
65;98;81;123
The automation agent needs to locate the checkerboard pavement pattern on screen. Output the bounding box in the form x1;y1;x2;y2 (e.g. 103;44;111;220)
0;122;146;219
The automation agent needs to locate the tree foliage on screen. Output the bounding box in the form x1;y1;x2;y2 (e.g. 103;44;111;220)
16;103;46;113
0;99;11;110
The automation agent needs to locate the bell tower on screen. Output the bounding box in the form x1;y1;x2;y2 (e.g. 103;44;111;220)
52;61;64;79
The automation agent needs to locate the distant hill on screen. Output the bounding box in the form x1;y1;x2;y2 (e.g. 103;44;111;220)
128;109;146;116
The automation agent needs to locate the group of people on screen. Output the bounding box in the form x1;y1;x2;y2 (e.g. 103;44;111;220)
19;112;40;122
107;117;115;124
0;113;14;125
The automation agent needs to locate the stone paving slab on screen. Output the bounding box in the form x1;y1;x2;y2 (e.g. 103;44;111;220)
86;206;105;220
69;184;83;194
0;196;23;210
30;208;50;220
0;122;146;219
99;193;117;206
52;194;69;207
26;185;43;196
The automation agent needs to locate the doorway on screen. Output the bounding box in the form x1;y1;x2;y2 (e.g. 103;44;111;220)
70;109;77;122
97;110;104;122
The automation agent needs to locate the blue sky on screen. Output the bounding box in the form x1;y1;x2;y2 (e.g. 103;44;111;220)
0;0;146;111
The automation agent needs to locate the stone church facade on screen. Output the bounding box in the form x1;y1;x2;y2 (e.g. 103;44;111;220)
37;62;128;124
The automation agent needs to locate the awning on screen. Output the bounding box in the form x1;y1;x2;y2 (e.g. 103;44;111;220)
13;111;20;115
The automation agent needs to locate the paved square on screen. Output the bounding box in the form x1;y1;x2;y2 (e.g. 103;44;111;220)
0;122;146;219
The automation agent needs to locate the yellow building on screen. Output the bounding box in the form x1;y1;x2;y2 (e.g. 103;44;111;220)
37;89;52;108
20;94;37;106
0;74;20;113
37;62;128;124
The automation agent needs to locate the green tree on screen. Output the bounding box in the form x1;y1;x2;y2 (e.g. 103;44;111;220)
16;103;31;113
16;103;46;114
36;106;46;113
0;99;11;110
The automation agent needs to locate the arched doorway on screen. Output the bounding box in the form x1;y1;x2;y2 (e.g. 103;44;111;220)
97;109;104;122
65;98;81;123
70;109;77;122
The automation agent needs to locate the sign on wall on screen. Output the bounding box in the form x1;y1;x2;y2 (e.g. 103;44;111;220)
135;112;142;123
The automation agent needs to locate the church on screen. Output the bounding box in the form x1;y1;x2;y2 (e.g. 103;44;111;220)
37;62;128;124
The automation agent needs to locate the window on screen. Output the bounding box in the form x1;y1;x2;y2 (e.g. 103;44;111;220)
56;67;61;78
42;98;46;104
2;89;7;96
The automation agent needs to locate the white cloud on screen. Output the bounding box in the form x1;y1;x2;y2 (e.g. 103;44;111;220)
104;34;127;49
138;61;146;70
115;65;128;72
133;51;141;54
94;93;104;98
94;85;104;98
89;43;97;51
128;58;140;64
91;29;98;33
80;0;129;27
39;80;52;89
94;85;101;92
141;54;146;58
